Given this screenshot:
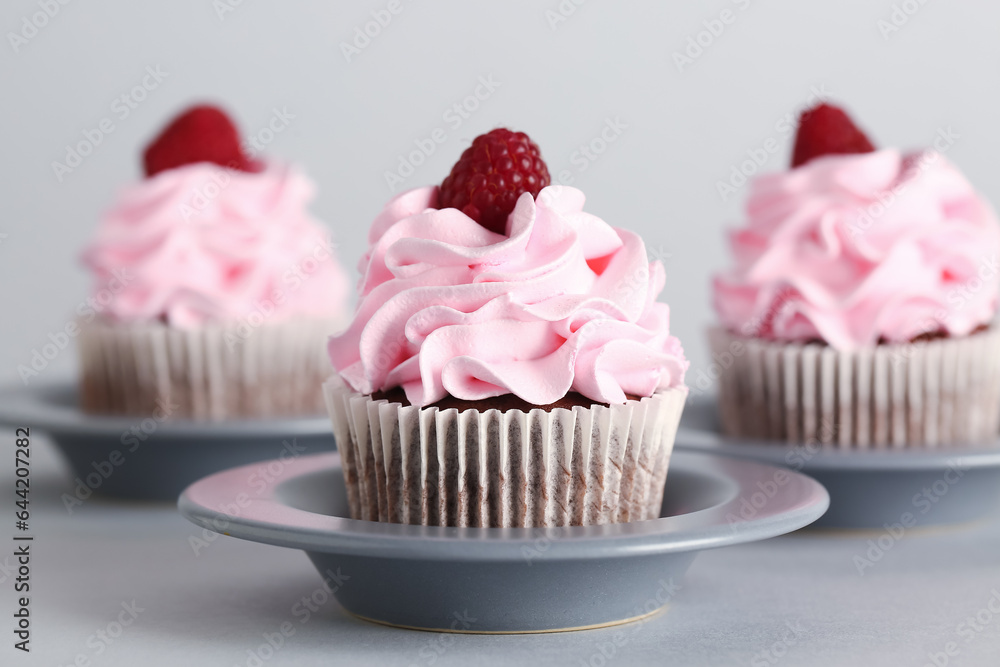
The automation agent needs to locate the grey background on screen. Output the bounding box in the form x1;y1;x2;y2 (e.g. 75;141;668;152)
4;0;1000;388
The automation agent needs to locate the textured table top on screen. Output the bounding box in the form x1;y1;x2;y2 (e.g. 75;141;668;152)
6;435;1000;667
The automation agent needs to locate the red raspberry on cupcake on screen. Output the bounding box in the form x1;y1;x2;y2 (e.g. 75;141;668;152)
143;104;257;177
790;102;875;168
437;128;551;234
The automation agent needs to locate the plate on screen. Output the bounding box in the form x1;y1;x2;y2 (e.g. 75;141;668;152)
178;450;828;633
0;382;335;501
676;395;1000;529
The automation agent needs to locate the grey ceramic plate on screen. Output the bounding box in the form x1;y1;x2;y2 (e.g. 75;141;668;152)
676;395;1000;529
178;450;828;633
0;382;335;501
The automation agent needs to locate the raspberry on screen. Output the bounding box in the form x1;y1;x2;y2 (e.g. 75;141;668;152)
791;103;876;168
438;128;551;234
143;104;254;177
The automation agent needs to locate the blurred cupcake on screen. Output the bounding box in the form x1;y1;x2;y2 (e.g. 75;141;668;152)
79;104;351;420
712;103;1000;446
325;128;688;527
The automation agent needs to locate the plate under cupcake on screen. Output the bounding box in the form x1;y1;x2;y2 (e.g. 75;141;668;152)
178;450;828;633
0;381;336;501
675;395;1000;529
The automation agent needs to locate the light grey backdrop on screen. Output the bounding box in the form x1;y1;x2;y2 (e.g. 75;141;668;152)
3;0;998;388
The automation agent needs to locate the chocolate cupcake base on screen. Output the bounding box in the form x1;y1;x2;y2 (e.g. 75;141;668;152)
709;326;1000;447
323;377;687;527
79;317;340;420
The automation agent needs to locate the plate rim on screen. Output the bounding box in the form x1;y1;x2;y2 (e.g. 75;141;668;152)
177;450;829;562
0;381;332;438
677;394;1000;471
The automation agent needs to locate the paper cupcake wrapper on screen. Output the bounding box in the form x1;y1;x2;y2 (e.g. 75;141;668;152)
323;378;688;528
79;317;342;420
709;326;1000;447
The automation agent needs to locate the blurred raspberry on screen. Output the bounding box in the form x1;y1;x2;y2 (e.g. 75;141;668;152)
791;103;875;168
143;104;253;177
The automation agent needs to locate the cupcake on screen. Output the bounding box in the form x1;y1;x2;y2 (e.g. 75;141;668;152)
79;104;351;420
712;103;1000;447
324;128;688;527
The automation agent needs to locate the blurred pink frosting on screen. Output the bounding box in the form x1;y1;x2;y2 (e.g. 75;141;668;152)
329;185;688;407
714;149;1000;349
83;163;350;328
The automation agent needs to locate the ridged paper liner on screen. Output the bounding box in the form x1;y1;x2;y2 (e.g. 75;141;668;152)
78;317;342;420
323;378;688;527
709;326;1000;447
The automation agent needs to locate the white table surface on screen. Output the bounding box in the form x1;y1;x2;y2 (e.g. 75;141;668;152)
5;433;1000;667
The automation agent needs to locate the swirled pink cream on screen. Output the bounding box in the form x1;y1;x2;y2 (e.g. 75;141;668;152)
83;163;350;328
329;185;688;406
714;149;1000;349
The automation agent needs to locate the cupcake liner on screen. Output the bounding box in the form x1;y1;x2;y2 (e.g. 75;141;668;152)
708;326;1000;447
78;317;341;420
323;377;688;527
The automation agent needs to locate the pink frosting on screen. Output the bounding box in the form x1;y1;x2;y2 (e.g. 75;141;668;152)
714;149;1000;349
83;163;350;328
329;185;688;407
